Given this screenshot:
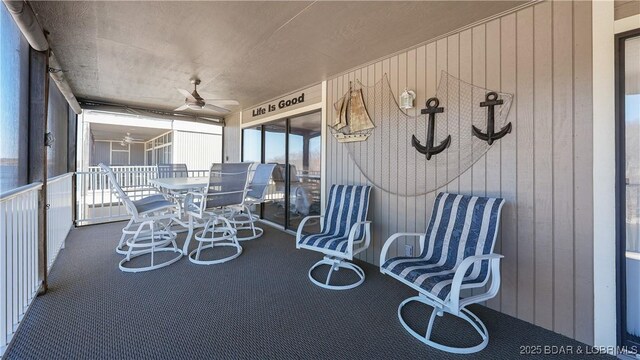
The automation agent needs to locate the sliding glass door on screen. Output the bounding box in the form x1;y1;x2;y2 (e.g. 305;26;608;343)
262;120;287;226
241;110;322;232
618;29;640;350
288;112;322;233
242;126;263;218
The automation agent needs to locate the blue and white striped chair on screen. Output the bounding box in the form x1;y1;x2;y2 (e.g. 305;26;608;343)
380;192;505;354
296;185;372;290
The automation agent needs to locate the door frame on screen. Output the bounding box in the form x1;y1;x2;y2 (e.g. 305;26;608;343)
615;27;640;350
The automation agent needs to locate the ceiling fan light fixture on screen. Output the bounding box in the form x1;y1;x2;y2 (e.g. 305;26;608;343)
174;78;237;113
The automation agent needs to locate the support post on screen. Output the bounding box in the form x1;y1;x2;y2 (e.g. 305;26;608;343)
28;48;50;294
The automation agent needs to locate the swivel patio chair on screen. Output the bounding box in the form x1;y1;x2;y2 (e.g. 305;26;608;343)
296;184;372;290
99;163;182;272
99;164;168;255
184;162;252;265
227;163;276;241
380;192;505;354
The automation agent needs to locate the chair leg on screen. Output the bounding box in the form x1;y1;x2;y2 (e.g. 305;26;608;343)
424;306;439;340
397;295;490;354
189;216;242;265
307;256;365;290
118;218;134;253
195;239;203;260
119;219;182;273
228;206;264;241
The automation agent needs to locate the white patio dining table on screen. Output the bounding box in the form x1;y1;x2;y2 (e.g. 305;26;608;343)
149;176;209;255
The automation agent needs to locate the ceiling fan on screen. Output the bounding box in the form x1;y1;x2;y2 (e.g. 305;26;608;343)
174;79;239;113
120;132;142;146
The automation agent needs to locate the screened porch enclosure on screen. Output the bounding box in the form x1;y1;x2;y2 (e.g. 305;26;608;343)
0;0;633;358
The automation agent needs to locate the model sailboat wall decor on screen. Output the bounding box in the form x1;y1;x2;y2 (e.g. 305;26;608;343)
330;82;375;142
329;71;514;196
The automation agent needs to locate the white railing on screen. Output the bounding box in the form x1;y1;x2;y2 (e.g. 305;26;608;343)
76;166;208;225
0;182;42;354
0;173;74;355
46;173;73;272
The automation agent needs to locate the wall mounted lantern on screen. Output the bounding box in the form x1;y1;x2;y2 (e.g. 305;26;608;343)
399;89;416;110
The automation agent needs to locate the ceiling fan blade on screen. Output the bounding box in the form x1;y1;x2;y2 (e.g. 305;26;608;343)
198;93;238;104
176;88;196;101
203;103;230;113
205;99;239;106
174;104;190;111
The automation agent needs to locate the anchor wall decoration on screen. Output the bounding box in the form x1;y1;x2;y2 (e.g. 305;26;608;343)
412;97;451;160
472;91;512;145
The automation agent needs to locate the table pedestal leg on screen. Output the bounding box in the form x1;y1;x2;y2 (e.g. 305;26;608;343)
182;214;194;255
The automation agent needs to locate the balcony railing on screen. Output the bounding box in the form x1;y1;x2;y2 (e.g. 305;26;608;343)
75;165;320;225
0;172;73;354
75;166;208;226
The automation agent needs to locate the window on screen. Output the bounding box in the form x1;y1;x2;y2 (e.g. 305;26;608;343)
0;5;30;193
47;81;70;177
617;29;640;350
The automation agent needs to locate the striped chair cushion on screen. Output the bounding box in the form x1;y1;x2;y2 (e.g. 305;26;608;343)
382;193;504;300
298;185;372;253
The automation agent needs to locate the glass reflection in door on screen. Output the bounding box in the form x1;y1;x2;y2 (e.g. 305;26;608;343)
242;126;262;217
288;112;322;233
262;120;287;226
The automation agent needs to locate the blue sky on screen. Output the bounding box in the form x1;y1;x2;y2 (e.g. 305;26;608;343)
628;94;640;123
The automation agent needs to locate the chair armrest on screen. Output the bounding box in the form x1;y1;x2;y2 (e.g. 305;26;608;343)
295;215;323;246
184;191;206;217
346;221;371;257
124;186;159;194
379;232;426;268
450;253;503;309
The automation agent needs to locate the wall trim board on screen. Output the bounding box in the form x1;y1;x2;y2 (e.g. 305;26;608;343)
592;0;617;349
241;102;322;129
615;14;640;34
242;83;322;124
320;80;328;215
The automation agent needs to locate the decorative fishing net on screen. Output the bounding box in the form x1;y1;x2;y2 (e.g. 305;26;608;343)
332;71;513;196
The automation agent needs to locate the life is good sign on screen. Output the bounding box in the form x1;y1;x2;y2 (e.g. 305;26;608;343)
252;93;305;117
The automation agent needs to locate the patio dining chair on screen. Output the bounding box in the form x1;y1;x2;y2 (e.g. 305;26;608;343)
184;162;252;264
296;185;372;290
380;192;505;354
156;163;189;214
157;163;189;178
227;163;276;241
99;163;182;272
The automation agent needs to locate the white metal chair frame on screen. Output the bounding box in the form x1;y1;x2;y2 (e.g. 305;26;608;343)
296;185;372;290
156;163;190;216
227;163;276;241
100;164;183;272
116;194;168;255
297;219;371;290
184;163;252;265
379;195;504;354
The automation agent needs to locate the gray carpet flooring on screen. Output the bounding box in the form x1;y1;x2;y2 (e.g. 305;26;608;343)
4;222;613;359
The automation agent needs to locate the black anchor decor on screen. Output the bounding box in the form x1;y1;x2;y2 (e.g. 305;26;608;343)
472;91;512;145
412;97;451;160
